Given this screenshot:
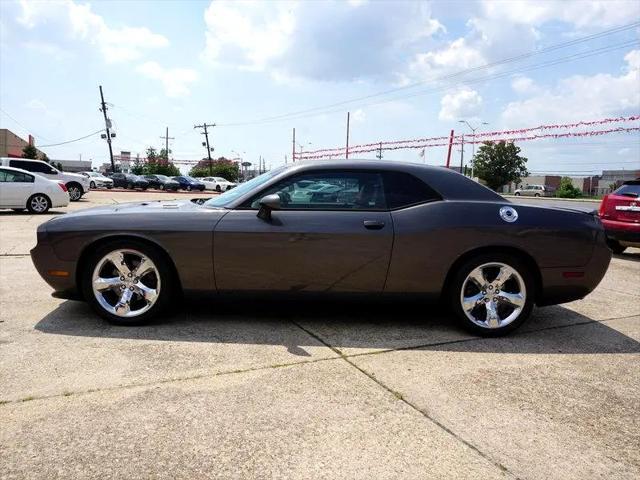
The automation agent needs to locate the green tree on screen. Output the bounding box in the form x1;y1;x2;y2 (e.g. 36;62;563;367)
473;141;529;191
21;144;39;159
189;157;239;181
41;153;50;163
131;147;181;176
556;177;582;198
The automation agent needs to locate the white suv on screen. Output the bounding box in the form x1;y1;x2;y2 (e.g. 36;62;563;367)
0;158;90;201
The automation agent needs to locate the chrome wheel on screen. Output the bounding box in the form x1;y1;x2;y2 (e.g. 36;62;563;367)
91;249;161;318
68;185;82;201
460;262;526;329
30;195;49;213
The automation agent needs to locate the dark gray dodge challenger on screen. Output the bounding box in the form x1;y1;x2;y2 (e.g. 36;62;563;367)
31;160;611;336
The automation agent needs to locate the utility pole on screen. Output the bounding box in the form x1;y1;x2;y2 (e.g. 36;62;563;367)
445;129;454;168
292;128;296;162
160;127;174;160
459;134;465;175
376;142;383;159
345;111;350;159
99;85;115;172
194;122;215;175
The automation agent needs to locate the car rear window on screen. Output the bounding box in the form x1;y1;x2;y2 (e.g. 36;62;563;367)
613;182;640;197
382;171;441;209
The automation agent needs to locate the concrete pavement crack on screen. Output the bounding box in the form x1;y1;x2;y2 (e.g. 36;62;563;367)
290;319;519;479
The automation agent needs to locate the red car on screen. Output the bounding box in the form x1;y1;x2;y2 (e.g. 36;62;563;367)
598;179;640;254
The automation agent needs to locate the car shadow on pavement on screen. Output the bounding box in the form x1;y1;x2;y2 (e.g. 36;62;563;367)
34;298;640;355
0;210;66;216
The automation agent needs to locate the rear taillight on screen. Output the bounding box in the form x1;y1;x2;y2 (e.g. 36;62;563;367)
598;194;609;217
58;182;68;192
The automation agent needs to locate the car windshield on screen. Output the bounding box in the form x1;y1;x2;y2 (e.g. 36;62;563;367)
156;175;169;180
614;182;640;197
204;167;286;208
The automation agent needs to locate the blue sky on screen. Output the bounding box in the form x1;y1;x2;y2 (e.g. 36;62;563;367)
0;0;639;175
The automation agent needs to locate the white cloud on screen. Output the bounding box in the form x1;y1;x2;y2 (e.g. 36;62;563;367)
501;50;640;126
17;0;168;63
202;0;444;81
511;75;538;95
409;37;485;80
439;88;483;121
351;109;366;123
480;0;639;28
136;62;199;97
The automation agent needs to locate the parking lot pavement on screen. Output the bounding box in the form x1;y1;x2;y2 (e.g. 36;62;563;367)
1;191;639;479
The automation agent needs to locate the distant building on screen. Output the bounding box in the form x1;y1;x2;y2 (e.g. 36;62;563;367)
0;129;46;158
54;159;92;173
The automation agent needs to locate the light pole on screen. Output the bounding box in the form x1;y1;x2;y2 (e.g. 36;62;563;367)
458;120;488;177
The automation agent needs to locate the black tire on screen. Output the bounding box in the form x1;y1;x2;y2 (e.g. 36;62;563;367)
81;239;176;325
160;184;165;190
127;183;133;190
534;193;540;197
66;182;83;201
187;185;192;191
514;192;520;196
216;185;221;192
448;253;535;337
607;239;627;254
26;193;51;214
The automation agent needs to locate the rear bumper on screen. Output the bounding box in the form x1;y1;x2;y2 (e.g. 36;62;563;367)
601;218;640;246
537;230;612;306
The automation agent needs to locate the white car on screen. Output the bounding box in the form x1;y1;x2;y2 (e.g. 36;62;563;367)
201;176;237;192
0;158;90;201
0;166;69;213
80;171;114;189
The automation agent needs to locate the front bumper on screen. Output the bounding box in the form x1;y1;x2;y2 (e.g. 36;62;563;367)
30;227;79;299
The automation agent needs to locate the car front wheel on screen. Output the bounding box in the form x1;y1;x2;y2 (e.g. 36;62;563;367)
514;192;520;196
449;253;535;336
82;241;174;325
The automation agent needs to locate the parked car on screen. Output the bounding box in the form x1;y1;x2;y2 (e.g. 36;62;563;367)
172;176;205;191
31;160;611;336
110;173;149;190
1;157;90;201
201;176;237;192
598;179;640;254
0;166;69;213
144;174;180;191
514;184;553;197
80;171;113;189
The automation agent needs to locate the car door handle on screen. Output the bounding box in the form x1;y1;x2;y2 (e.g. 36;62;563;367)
363;220;385;230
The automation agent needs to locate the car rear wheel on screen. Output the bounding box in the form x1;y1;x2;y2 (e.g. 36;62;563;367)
606;239;627;254
534;193;540;197
449;253;535;336
159;184;165;190
216;185;221;192
27;194;51;214
187;185;192;191
82;241;174;325
514;192;520;196
66;182;83;201
90;181;96;189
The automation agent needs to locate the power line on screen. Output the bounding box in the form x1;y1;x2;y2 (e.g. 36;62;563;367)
247;40;639;127
0;107;53;142
38;129;105;147
218;21;640;126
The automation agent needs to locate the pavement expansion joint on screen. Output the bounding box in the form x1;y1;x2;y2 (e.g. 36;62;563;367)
289;319;519;479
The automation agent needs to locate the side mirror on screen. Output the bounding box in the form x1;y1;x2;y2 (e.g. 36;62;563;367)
257;194;281;221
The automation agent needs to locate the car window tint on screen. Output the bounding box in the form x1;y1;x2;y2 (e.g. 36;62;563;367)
243;170;386;211
382;171;441;209
614;183;640;197
1;170;33;182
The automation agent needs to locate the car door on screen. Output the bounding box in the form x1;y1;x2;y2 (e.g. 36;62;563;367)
213;170;393;293
0;169;35;207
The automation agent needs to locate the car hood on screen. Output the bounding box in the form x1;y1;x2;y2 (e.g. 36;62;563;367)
57;199;216;217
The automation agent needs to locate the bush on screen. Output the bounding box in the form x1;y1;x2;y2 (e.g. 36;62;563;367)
556;177;582;198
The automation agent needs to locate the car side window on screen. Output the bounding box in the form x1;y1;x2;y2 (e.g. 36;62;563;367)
382;172;441;209
242;171;386;211
0;170;34;183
